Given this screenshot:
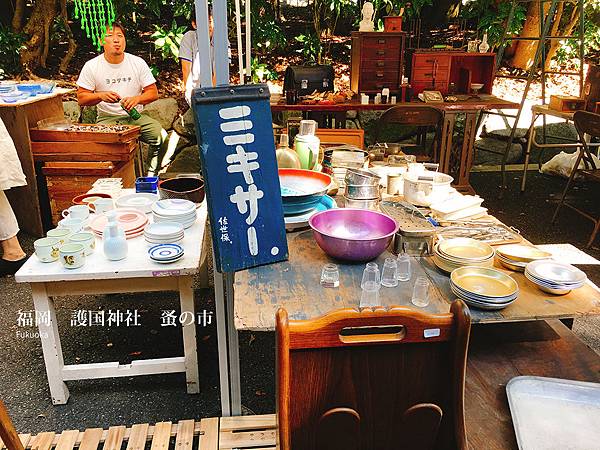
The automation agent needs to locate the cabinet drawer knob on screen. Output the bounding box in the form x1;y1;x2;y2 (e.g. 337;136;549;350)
425;59;435;63
377;61;385;67
378;39;386;44
376;72;384;78
377;50;385;56
425;73;433;77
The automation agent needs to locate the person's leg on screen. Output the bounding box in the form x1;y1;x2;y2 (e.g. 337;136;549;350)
0;190;26;275
134;114;165;176
96;115;131;126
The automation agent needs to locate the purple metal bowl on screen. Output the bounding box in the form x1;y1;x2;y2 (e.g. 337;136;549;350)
309;208;398;262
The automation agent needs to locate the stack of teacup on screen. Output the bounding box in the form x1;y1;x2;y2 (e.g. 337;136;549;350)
33;204;97;269
343;168;382;210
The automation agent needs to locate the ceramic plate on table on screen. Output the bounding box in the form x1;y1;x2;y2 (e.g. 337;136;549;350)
285;195;337;231
90;208;148;234
152;199;196;216
148;243;184;261
144;222;184;238
116;193;158;213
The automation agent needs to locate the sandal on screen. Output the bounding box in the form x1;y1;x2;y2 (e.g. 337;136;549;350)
0;256;28;277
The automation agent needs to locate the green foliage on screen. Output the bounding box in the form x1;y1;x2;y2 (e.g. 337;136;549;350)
295;31;323;64
151;20;187;61
0;25;25;79
461;0;527;47
250;57;278;83
250;0;286;54
555;4;600;65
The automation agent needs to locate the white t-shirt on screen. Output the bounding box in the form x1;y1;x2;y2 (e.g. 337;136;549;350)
77;53;156;117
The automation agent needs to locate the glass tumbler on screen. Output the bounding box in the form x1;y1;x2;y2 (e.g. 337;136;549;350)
360;262;381;307
396;253;412;282
381;258;398;287
320;263;340;288
411;276;430;307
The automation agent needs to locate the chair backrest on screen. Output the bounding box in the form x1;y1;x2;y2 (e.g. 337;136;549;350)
316;128;365;149
0;400;24;450
276;301;471;450
573;110;600;170
373;105;444;143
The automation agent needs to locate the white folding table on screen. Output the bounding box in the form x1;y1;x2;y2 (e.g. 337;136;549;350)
15;203;208;405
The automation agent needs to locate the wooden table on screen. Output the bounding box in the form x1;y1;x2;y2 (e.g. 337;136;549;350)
0;89;72;237
272;95;519;193
15;202;208;405
214;225;600;415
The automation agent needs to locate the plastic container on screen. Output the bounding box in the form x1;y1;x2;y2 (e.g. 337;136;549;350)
135;176;159;194
276;133;302;169
294;120;320;170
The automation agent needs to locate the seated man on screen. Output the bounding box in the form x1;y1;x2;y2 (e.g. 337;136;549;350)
76;22;163;175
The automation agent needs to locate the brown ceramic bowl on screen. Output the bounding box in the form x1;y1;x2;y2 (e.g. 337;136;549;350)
72;192;112;206
158;177;205;203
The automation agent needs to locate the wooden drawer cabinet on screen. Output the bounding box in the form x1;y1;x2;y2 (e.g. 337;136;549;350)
351;32;406;95
410;51;496;96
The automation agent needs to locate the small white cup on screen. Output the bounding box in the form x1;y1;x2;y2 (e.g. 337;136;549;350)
62;205;89;220
91;198;114;214
68;232;96;256
34;237;61;263
60;243;86;269
46;228;71;246
58;217;85;234
360;94;369;105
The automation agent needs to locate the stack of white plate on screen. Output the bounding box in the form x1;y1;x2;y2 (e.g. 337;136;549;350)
525;260;587;295
116;192;158;214
144;222;184;244
148;243;184;264
152;199;197;229
451;266;519;310
433;237;495;273
495;244;552;272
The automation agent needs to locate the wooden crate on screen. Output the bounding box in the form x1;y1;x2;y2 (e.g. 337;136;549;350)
42;161;135;226
549;95;585;112
29;123;141;143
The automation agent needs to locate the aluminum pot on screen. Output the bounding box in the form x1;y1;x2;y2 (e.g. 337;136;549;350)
158;177;205;203
343;196;380;210
345;184;380;200
344;168;381;186
403;171;453;206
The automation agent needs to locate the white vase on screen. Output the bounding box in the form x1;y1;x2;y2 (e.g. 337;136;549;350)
479;33;490;53
102;214;128;261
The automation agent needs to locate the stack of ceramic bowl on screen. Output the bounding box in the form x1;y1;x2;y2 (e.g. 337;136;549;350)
148;243;184;264
92;178;122;197
144;222;184;245
90;208;148;239
433;237;495;273
116;192;159;214
344;168;381;210
450;266;519;310
525;260;587;295
495;244;552;272
152;199;197;229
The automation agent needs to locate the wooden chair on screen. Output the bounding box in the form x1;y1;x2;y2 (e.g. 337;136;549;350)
373;105;444;162
552;110;600;247
276;301;471;450
316;128;365;149
0;400;24;450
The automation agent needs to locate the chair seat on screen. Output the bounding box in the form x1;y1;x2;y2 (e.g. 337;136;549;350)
580;169;600;182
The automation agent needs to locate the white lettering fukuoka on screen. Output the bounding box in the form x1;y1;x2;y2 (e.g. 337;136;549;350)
219;105;262;256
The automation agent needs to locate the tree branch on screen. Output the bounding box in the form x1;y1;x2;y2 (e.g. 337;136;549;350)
59;0;77;72
12;0;25;32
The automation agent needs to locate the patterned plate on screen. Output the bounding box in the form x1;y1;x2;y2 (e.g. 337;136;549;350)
148;243;184;261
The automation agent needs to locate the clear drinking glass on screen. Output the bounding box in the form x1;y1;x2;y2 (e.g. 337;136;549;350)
396;252;412;282
360;262;381;307
320;263;340;288
381;258;398;287
411;276;430;307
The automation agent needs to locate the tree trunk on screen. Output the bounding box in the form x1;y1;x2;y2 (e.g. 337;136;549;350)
58;0;77;73
510;1;542;70
11;0;26;32
20;0;58;71
545;7;580;70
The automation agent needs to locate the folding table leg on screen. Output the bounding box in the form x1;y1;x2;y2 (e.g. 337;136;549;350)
31;283;70;405
178;275;200;394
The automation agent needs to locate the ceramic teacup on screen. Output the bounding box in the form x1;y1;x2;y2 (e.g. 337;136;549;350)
62;204;89;220
58;217;85;234
46;228;71;245
90;198;114;214
60;243;86;269
68;232;95;256
34;237;61;263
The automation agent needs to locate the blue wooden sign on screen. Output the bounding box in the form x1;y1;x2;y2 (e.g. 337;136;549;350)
192;84;288;273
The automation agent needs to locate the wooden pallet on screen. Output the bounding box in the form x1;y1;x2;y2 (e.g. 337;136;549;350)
0;415;277;450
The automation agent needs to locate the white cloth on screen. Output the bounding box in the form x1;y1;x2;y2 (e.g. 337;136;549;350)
0;118;26;191
76;53;156;117
0;190;19;241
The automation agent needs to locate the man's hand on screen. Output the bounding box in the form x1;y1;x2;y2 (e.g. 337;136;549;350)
98;91;121;103
121;96;140;111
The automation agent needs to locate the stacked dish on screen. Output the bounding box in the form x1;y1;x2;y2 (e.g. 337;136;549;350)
116;192;159;214
433;237;495;273
344;168;381;210
152;199;197;229
90;208;148;239
0;82;16;94
279;169;332;215
525;260;587;295
144;222;184;245
148;243;184;264
451;266;519;310
496;244;552;272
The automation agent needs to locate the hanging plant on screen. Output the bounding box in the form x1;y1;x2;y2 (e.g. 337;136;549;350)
73;0;117;50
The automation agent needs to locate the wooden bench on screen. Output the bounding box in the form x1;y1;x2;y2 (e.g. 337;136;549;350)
2;320;598;450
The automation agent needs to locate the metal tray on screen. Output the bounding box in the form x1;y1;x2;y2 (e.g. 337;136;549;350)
507;376;600;450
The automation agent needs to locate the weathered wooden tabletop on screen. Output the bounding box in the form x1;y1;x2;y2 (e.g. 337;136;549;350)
234;229;600;331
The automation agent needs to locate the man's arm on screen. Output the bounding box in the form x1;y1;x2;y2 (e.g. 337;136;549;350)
181;59;192;87
121;83;159;111
77;87;121;106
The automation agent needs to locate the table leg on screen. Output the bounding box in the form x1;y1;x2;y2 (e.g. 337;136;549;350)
458;112;479;192
31;283;69;405
521;113;539;193
178;275;199;394
439;113;455;177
